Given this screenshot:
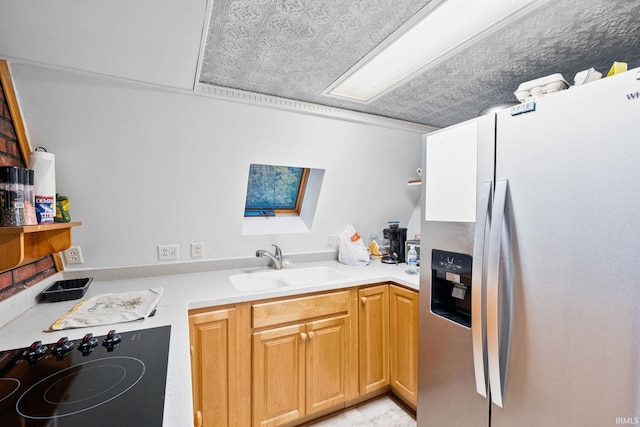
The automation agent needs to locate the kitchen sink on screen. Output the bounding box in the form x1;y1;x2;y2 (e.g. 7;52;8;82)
229;271;289;291
229;266;350;292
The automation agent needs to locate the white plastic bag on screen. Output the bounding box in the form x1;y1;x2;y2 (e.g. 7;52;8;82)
338;225;370;266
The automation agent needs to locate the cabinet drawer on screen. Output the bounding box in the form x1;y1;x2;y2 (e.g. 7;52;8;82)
252;290;350;329
189;307;233;325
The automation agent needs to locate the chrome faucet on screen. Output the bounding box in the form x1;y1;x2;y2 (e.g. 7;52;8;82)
256;244;283;270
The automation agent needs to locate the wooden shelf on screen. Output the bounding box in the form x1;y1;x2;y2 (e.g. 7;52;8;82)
0;222;82;272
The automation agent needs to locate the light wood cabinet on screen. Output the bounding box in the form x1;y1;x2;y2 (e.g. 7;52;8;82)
358;284;389;395
189;283;418;426
389;285;419;407
305;315;349;414
189;305;250;427
251;291;352;426
252;323;306;426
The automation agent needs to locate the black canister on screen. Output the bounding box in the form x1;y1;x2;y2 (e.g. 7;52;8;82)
0;166;25;226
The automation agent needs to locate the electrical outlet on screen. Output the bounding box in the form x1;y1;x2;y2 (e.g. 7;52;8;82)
63;246;84;264
191;242;204;259
158;244;179;261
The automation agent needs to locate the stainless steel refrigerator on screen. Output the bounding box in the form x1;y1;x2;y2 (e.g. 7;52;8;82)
418;68;640;427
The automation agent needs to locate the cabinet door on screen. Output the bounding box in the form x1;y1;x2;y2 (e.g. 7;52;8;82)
189;307;238;427
389;285;419;406
358;284;389;394
252;324;306;426
305;315;349;414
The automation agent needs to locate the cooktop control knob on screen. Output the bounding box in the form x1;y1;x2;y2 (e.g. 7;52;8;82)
78;333;99;355
52;336;74;360
102;329;122;352
23;341;48;365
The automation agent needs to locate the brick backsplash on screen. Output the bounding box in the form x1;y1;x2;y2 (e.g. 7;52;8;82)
0;74;57;302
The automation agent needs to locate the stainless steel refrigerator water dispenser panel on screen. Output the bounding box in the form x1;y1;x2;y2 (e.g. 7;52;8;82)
431;249;473;327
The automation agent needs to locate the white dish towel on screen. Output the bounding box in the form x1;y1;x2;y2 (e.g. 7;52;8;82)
49;287;163;331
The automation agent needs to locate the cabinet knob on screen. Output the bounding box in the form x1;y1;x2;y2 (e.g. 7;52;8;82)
308;331;315;340
300;332;308;341
361;296;368;304
194;410;203;427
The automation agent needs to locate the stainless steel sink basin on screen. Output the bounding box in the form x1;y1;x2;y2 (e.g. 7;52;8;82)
229;266;349;292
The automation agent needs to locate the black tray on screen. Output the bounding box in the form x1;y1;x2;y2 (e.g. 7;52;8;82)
42;277;93;302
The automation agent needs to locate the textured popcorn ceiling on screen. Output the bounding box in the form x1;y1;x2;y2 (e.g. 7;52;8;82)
199;0;640;128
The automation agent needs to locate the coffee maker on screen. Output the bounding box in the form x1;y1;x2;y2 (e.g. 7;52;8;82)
381;225;407;264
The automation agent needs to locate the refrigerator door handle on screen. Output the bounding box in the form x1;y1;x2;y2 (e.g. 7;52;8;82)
471;180;492;397
486;179;514;408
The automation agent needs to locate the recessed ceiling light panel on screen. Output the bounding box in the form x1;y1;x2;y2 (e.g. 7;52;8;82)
323;0;545;103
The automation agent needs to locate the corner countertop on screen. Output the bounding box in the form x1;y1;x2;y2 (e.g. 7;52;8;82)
0;258;419;425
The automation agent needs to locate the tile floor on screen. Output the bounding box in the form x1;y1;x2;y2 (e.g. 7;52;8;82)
305;396;416;427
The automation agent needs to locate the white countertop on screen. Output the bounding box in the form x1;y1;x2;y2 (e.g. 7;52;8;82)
0;258;419;425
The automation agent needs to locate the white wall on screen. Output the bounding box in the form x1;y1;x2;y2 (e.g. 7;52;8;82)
11;64;423;269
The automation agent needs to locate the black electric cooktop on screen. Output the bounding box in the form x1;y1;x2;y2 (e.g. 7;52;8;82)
0;325;171;427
